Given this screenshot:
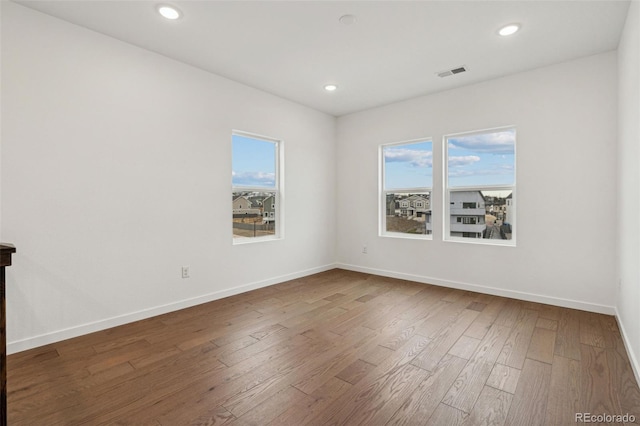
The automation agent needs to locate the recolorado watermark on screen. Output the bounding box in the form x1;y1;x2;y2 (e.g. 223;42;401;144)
575;413;636;423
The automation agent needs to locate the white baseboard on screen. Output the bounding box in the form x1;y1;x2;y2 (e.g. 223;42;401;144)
8;263;338;354
337;263;640;382
336;263;617;315
10;262;622;355
614;308;640;387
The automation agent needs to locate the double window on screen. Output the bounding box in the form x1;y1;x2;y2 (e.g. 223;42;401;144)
445;127;516;244
379;127;516;245
232;132;282;243
380;139;433;238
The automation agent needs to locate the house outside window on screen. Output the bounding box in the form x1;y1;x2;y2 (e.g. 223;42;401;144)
232;132;282;242
445;127;515;245
380;138;433;238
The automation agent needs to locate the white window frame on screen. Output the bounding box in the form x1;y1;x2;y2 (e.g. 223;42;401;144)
444;126;516;246
232;130;284;244
379;138;433;240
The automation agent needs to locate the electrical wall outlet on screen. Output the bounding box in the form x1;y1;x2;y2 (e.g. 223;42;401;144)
362;245;367;254
182;266;190;278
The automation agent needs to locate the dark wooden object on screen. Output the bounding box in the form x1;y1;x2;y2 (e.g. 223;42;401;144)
0;244;16;426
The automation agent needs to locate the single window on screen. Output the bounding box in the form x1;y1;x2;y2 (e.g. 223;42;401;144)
232;132;282;242
445;127;515;245
380;139;433;238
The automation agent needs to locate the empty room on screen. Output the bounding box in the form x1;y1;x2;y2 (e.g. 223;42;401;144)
1;0;640;424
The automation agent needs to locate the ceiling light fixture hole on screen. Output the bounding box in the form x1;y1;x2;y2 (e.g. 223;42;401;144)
339;15;357;25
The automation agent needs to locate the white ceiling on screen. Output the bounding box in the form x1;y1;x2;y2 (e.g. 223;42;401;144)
14;0;631;117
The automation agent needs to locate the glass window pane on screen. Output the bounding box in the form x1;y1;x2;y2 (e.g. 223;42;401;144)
232;134;276;188
449;190;513;240
383;141;432;189
232;191;276;239
385;192;432;235
447;129;515;187
482;190;513;240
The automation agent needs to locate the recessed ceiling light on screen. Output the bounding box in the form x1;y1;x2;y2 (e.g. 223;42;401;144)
498;24;520;36
339;15;357;25
324;84;338;92
157;4;181;20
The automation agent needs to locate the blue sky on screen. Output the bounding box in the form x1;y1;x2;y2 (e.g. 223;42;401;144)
384;140;433;189
232;129;513;189
232;134;276;188
447;129;515;187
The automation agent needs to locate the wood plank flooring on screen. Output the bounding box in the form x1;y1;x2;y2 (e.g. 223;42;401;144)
7;269;640;425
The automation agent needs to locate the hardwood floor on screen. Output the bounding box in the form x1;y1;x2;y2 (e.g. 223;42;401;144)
7;269;640;425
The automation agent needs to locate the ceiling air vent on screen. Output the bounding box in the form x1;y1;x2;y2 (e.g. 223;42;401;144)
437;66;467;78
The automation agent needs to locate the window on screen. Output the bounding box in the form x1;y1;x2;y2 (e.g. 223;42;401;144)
380;139;433;238
232;132;282;242
445;127;515;244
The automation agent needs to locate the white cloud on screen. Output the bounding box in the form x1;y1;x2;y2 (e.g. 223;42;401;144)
448;166;513;178
448;130;515;154
384;148;433;168
448;155;481;167
232;171;275;187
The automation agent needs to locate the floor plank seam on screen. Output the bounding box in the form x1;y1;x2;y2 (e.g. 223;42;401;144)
7;270;640;425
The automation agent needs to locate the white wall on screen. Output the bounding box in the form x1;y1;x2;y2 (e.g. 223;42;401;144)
1;3;337;353
1;1;631;358
336;52;619;313
617;0;640;379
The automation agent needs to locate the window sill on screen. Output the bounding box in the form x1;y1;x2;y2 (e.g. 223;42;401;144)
233;235;282;245
443;237;516;247
380;232;432;241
